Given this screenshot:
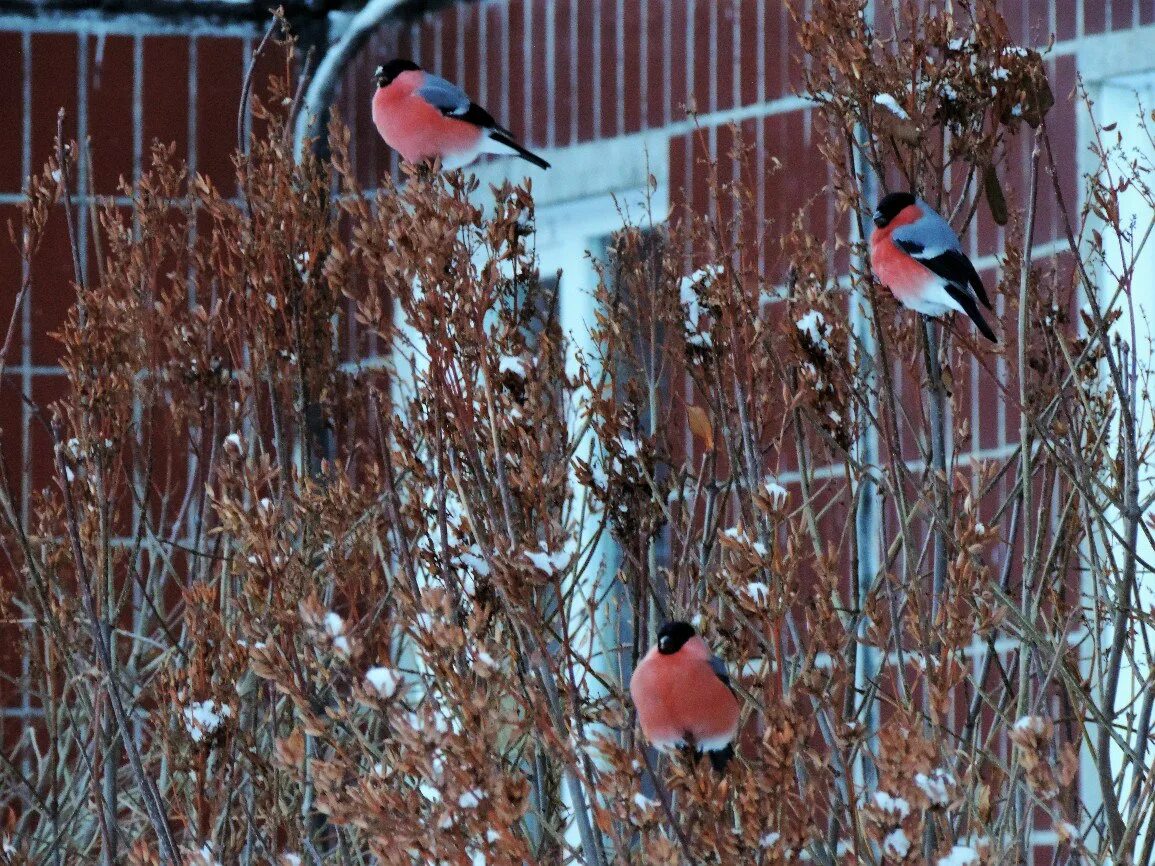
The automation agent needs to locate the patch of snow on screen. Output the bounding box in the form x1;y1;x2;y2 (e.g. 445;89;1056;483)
633;793;659;811
795;309;830;351
686;329;714;349
459;547;491;577
948;36;968;50
760;831;781;848
498;355;528;378
873;93;910;120
1014;715;1044;733
324;611;344;635
937;847;979;866
915;769;955;806
198;844;223;866
763;478;789;508
619;437;640;459
183;700;232;743
458;788;485;808
883;829;910;858
992;66;1010;81
525;539;576;574
723;527;768;556
745;582;771;604
679;264;724;330
324;611;350;655
366;666;402;698
872;790;911;819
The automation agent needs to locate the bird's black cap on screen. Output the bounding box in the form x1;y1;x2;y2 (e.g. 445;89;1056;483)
656;621;696;655
873;191;916;228
374;58;421;88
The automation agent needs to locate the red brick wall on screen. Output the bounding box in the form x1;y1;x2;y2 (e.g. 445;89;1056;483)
0;7;1149;836
0;18;255;725
324;0;1093;500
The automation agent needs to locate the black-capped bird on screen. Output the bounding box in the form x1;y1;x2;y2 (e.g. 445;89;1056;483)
371;59;550;171
870;191;997;342
629;621;741;772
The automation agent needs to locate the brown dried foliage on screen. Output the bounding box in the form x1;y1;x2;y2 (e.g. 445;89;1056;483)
1;5;1154;865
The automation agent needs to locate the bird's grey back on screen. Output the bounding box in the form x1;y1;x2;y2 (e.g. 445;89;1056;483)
891;198;962;255
416;73;471;115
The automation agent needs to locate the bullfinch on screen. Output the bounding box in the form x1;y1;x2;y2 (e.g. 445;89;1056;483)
372;59;550;171
629;621;741;772
870;192;997;342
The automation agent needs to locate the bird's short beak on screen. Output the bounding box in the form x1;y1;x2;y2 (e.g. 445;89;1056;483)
373;65;383;82
657;636;670;653
872;210;886;228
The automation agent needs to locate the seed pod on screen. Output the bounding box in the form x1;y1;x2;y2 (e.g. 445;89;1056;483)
984;163;1009;226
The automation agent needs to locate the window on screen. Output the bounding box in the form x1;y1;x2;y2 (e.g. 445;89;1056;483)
1084;64;1155;853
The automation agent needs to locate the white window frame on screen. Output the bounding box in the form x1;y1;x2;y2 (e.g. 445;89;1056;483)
1077;24;1155;855
473;139;668;849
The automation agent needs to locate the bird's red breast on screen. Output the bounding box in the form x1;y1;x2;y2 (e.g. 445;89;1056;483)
870;203;939;304
629;636;740;750
372;70;484;164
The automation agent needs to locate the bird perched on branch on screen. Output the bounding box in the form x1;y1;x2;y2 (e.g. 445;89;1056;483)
629;621;741;772
371;59;550;171
870;192;997;342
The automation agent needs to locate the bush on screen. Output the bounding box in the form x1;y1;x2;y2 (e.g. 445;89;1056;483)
1;4;1153;864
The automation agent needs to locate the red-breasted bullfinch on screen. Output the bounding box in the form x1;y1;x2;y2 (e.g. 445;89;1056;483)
870;192;997;342
372;59;550;171
629;621;741;772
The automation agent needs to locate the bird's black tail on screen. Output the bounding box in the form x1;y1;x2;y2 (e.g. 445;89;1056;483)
946;284;998;343
707;744;734;774
491;131;551;169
